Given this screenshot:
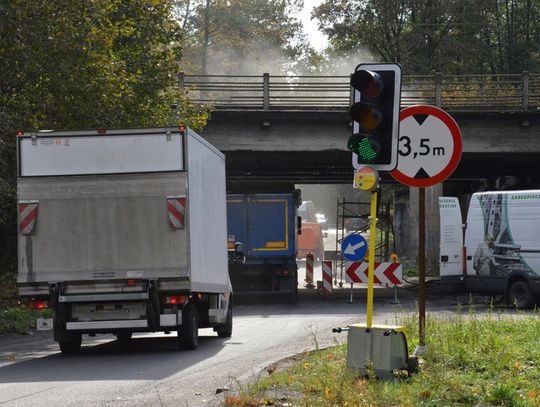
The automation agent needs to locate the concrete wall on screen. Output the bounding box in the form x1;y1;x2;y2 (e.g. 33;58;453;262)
394;184;443;275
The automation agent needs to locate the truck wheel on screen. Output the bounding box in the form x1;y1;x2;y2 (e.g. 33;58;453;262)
59;335;82;354
216;307;233;338
508;280;534;309
178;304;199;350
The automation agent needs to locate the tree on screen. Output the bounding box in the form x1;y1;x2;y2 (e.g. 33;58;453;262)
175;0;320;74
312;0;540;75
0;0;209;300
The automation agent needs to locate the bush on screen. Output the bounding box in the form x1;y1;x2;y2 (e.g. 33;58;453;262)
0;305;53;334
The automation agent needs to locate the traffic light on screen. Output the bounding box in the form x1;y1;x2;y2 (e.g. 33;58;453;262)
348;63;402;171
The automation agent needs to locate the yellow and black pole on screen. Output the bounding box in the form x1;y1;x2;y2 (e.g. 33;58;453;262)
354;166;379;328
366;187;378;327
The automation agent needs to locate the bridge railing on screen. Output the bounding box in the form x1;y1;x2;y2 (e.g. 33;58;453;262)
178;72;540;112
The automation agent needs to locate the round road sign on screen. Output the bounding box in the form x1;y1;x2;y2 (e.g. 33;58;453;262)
391;105;462;187
341;233;368;262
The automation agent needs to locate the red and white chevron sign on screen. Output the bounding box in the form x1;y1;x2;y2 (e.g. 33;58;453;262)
345;261;403;286
19;201;39;235
167;196;186;230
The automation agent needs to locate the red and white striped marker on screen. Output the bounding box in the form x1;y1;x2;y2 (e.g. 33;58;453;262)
322;261;333;297
19;201;39;235
167;196;186;230
345;261;403;286
305;253;315;288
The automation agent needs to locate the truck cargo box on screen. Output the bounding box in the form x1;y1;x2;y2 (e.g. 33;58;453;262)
17;127;230;295
226;193;299;299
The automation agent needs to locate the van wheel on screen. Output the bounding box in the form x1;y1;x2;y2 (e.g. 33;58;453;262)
216;307;233;338
59;334;82;354
508;280;534;309
178;304;199;350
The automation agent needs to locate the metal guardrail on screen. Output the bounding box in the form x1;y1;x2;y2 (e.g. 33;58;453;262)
178;72;540;112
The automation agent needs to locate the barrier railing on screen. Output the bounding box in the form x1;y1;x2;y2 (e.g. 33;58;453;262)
178;72;540;112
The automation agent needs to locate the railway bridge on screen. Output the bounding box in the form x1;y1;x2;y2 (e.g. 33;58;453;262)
186;72;540;265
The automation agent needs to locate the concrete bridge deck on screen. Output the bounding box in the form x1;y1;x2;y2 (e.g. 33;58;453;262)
182;73;540;182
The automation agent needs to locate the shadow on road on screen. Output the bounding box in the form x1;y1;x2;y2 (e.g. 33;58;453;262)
0;333;229;383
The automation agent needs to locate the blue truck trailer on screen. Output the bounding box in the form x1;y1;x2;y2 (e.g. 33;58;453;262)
226;190;301;301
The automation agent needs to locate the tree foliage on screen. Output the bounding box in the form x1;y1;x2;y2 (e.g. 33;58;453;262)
175;0;321;74
0;0;210;289
313;0;540;74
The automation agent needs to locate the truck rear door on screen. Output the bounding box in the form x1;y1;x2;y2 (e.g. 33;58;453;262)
17;129;189;291
227;194;296;258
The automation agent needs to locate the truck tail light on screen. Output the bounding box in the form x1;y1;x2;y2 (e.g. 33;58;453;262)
162;295;187;305
30;300;50;309
277;268;290;276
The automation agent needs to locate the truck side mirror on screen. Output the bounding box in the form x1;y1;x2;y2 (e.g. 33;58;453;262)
233;242;245;263
297;216;302;235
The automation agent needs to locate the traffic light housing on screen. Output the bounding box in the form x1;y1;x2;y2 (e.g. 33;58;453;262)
349;63;402;171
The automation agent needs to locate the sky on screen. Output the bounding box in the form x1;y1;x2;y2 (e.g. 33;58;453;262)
298;0;329;51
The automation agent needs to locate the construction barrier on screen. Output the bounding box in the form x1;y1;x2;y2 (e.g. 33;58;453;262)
305;252;315;288
322;261;333;297
344;260;403;304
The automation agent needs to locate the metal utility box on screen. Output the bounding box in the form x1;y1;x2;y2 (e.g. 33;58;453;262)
347;324;409;379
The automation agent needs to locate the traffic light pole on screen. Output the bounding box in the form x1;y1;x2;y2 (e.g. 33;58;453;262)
366;188;378;328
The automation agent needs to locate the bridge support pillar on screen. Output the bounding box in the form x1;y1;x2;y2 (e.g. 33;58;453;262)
394;184;442;276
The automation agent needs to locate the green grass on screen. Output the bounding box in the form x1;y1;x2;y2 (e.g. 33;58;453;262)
227;308;540;406
0;305;54;334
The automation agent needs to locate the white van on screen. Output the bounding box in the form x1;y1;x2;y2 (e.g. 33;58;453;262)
439;190;540;308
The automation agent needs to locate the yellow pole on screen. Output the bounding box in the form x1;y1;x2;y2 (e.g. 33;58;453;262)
366;189;378;328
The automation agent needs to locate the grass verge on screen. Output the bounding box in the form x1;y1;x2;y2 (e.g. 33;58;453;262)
0;305;53;335
227;307;540;406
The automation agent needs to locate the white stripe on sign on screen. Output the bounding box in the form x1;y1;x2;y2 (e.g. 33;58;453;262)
19;201;39;235
167;196;186;230
322;261;333;297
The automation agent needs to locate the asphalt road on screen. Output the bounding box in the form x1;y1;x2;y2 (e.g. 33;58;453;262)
0;295;422;407
0;292;518;407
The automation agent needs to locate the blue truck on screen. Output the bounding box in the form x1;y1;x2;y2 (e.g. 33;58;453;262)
226;189;301;301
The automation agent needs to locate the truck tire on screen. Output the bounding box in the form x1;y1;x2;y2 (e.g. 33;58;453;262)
59;334;82;354
508;280;534;309
216;307;233;338
178;303;199;350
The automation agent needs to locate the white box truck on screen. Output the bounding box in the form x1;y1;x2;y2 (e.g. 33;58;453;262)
439;190;540;308
17;127;233;353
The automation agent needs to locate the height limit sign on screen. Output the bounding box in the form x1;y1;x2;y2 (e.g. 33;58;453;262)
391;105;462;187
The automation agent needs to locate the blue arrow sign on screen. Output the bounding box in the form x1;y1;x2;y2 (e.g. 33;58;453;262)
341;234;368;262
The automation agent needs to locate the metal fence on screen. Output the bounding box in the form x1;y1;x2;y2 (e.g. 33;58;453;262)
178;72;540;112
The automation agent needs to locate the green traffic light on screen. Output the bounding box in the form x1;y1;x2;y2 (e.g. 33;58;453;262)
347;134;380;160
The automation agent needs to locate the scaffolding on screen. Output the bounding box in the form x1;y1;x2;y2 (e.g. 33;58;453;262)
334;196;395;286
